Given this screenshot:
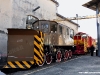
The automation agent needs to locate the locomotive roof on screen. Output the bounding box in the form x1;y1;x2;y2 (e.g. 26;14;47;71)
75;32;87;35
32;20;58;25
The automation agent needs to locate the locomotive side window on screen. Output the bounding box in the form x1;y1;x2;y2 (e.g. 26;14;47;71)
66;27;69;35
26;15;38;29
50;24;57;33
59;25;62;34
70;29;74;38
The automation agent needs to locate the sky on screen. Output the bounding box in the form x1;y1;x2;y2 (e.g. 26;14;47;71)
57;0;97;39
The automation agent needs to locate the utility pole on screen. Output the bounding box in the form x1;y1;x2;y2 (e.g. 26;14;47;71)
76;14;78;25
96;4;100;56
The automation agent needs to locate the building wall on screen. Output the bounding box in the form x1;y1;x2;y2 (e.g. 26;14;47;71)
0;0;57;32
0;0;12;32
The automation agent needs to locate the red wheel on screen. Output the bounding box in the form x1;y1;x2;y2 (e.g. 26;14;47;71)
69;50;72;58
46;52;52;64
56;51;62;62
64;50;69;60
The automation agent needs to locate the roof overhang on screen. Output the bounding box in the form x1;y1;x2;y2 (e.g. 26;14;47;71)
51;0;59;7
82;0;100;11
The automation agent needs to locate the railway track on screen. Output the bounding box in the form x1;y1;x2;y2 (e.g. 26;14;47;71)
1;54;87;75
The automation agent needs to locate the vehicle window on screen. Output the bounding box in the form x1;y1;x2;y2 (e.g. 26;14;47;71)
67;27;69;35
39;21;49;32
50;24;57;32
59;25;62;34
70;29;74;38
82;34;87;38
41;23;49;33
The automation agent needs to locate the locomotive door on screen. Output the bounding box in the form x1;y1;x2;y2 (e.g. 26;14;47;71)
50;33;58;45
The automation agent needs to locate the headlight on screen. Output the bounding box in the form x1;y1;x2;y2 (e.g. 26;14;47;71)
54;48;56;52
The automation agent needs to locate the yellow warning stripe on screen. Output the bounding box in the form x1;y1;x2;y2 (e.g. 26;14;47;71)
39;49;44;56
34;41;40;49
22;61;31;68
40;44;43;51
41;36;44;41
34;55;42;64
15;61;24;68
8;62;16;68
4;65;9;68
40;32;42;37
34;35;41;42
34;48;43;61
30;61;34;64
36;61;39;65
3;61;34;69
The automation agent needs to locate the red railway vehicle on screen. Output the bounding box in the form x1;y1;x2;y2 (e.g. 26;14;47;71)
73;32;93;55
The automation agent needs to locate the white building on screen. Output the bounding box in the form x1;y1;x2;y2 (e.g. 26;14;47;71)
0;0;59;32
0;0;79;33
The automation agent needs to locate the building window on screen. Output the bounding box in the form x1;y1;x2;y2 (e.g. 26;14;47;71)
26;15;38;29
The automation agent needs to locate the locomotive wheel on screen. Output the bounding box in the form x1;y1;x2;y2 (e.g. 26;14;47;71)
38;55;46;66
69;50;72;58
64;50;69;60
56;51;62;62
46;52;52;64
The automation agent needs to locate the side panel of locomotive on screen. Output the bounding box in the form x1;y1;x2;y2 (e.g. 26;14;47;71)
33;20;74;64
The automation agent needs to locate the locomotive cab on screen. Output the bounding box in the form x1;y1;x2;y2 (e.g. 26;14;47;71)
32;20;58;45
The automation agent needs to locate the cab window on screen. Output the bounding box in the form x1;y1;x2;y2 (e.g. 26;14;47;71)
82;34;87;38
41;23;49;33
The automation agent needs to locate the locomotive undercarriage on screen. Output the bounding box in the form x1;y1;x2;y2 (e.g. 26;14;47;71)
40;45;74;65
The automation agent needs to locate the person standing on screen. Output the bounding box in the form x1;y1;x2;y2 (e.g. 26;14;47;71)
90;45;95;56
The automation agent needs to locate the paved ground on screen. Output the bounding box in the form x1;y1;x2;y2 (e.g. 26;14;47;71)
6;55;100;75
0;71;5;75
